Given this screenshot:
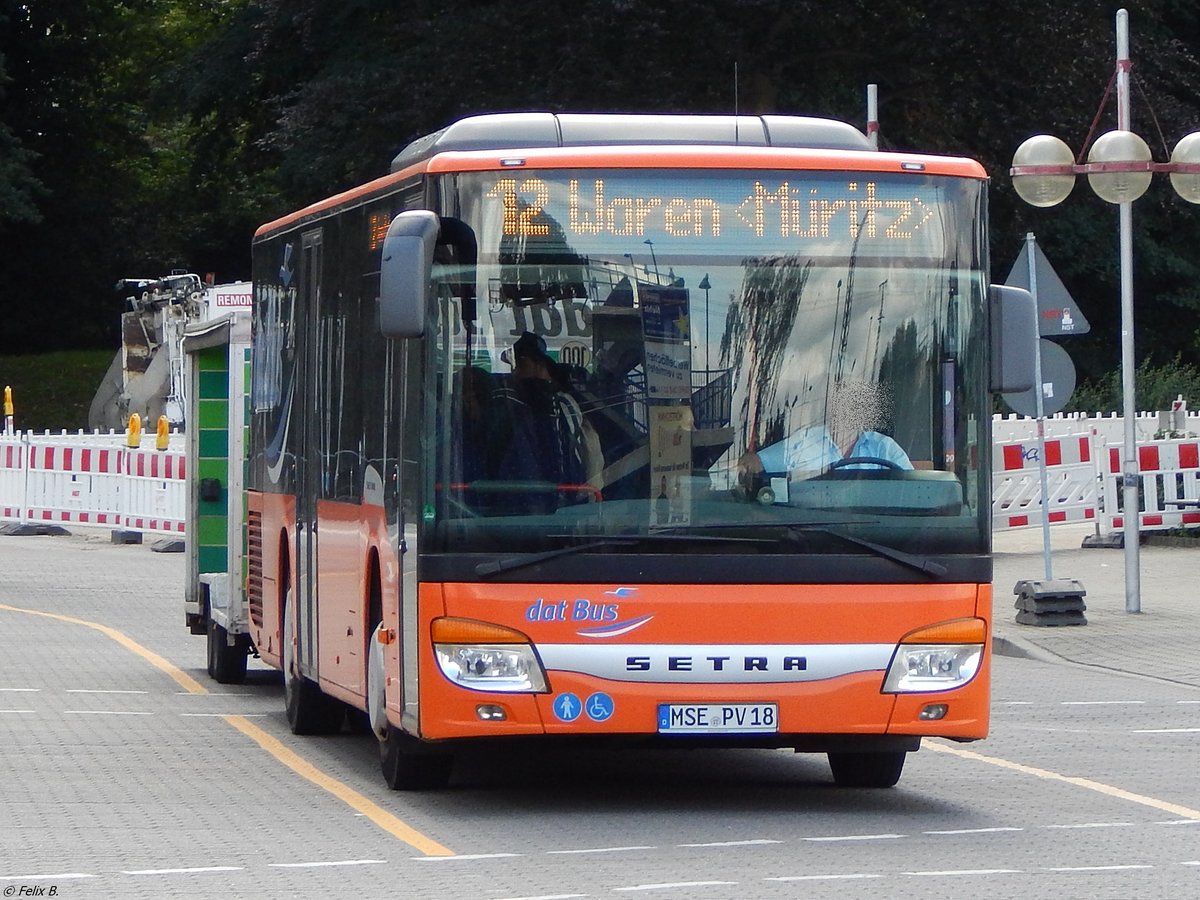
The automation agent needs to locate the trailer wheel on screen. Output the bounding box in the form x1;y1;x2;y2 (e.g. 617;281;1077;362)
827;751;907;788
206;618;248;685
282;590;345;735
379;724;453;791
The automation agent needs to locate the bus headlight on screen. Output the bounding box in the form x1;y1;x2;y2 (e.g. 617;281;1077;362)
431;617;548;693
882;617;986;694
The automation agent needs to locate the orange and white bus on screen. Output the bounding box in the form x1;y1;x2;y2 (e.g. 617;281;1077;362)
245;113;1035;790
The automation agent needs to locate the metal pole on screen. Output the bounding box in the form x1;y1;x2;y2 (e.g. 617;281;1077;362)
867;84;879;150
644;240;659;282
1027;234;1054;580
704;286;710;373
1116;8;1141;612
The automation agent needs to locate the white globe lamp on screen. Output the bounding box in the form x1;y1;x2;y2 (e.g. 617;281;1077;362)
1012;135;1076;207
1086;130;1152;203
1168;131;1200;204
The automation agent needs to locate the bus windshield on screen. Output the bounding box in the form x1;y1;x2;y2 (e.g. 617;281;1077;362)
423;168;990;557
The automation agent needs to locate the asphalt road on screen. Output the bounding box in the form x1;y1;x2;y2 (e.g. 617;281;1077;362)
2;531;1198;899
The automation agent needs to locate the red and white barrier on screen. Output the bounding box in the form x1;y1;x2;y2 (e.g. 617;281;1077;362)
992;415;1200;535
121;447;187;534
991;431;1099;530
0;440;24;520
0;433;185;535
23;443;126;527
1100;438;1200;533
5;423;1198;539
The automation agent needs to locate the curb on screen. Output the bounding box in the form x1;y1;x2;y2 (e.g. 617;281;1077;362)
992;631;1071;665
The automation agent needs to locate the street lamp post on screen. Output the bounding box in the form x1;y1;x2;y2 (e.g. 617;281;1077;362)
698;274;712;373
643;239;659;283
1011;8;1200;614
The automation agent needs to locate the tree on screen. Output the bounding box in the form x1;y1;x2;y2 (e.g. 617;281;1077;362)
0;28;42;225
4;0;1200;389
0;0;167;350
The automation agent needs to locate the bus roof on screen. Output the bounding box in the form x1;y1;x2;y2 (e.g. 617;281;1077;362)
254;113;986;241
389;113;873;172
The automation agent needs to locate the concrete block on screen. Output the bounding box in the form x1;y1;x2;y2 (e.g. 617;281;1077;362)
1013;578;1087;626
1015;609;1088;627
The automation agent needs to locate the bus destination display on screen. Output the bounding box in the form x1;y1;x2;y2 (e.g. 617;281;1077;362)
483;173;948;250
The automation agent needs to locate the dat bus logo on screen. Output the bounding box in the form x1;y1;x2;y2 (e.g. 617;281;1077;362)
524;587;654;638
525;597;618;623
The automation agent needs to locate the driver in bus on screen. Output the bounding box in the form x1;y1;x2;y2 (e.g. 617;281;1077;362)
739;380;912;491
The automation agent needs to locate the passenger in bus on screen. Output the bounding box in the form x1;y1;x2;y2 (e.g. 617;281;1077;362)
739;380;912;490
451;365;494;485
492;332;595;509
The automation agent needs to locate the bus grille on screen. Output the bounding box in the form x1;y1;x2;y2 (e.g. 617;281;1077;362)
247;510;264;627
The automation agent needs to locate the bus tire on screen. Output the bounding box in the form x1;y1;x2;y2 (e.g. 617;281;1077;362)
827;750;906;788
379;725;453;791
282;591;344;735
207;618;248;685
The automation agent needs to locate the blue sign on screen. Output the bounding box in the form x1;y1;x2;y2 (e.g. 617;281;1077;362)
585;692;615;722
554;692;582;722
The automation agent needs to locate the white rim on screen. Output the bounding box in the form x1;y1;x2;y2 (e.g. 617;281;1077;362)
283;599;297;706
367;624;388;739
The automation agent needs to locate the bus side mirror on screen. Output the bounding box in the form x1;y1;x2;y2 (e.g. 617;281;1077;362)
988;284;1037;394
379;210;439;338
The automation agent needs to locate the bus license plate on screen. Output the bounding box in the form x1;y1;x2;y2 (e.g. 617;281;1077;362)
657;703;778;734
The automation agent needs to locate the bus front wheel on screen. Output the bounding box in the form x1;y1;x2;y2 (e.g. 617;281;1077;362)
827;751;906;788
379;725;453;791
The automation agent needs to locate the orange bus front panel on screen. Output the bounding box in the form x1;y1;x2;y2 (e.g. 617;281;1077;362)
416;581;989;743
530;670;897;737
415;582;548;737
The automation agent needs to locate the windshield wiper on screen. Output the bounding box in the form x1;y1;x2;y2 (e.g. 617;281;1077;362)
659;520;949;579
788;525;949;578
475;533;770;578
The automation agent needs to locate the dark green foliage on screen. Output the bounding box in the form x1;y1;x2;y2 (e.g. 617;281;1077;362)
0;34;43;225
0;350;114;432
1067;356;1200;414
2;0;1200;400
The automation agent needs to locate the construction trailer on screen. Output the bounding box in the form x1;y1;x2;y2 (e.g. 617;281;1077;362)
90;275;251;432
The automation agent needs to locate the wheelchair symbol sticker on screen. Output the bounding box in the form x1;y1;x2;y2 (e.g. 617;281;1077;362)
585;692;615;722
554;692;582;722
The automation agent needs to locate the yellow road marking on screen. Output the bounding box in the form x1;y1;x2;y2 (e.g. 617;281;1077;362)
0;603;207;695
927;739;1200;820
0;602;456;855
224;715;454;856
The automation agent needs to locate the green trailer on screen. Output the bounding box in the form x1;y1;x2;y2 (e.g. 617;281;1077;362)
182;312;254;683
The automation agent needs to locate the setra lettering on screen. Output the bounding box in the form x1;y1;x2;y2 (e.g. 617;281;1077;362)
626;654;808;673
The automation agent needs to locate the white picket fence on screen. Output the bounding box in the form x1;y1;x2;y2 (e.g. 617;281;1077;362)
3;419;1198;539
0;430;186;536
